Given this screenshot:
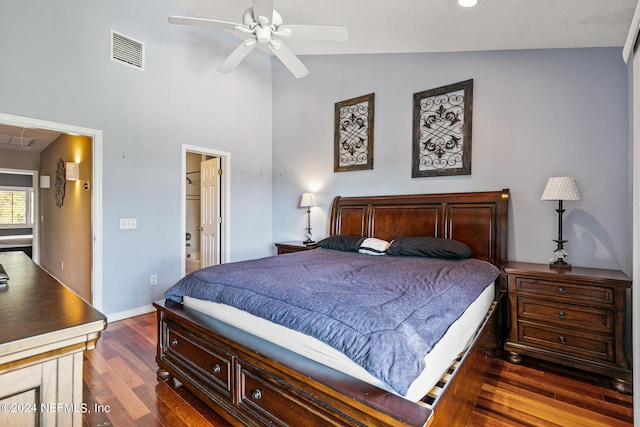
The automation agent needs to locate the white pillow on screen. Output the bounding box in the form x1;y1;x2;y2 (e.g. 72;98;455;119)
358;237;390;255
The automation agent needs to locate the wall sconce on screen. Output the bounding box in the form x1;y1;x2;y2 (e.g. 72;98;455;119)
66;162;79;181
40;175;51;189
300;193;317;245
541;176;581;269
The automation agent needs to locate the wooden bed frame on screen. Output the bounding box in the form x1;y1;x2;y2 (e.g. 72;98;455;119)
154;189;509;427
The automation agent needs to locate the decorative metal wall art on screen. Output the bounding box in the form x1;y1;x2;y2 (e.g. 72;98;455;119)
334;93;374;172
412;80;473;178
55;158;66;208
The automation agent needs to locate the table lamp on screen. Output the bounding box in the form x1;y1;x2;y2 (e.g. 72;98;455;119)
541;176;581;269
300;193;317;245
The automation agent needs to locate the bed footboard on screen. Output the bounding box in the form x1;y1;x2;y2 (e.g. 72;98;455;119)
155;300;434;427
155;294;502;427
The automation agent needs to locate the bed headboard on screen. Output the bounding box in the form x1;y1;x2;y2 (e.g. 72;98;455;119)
329;189;509;268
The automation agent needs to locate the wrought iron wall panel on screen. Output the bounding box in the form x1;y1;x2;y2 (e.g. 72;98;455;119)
334;93;375;172
412;80;473;178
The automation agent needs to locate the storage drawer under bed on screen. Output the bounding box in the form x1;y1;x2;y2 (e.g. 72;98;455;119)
236;357;356;427
163;320;234;399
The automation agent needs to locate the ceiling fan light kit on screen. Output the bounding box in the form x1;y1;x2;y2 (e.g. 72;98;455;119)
458;0;478;7
169;0;348;78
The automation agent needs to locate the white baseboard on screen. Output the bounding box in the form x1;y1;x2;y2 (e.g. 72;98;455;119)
106;304;155;323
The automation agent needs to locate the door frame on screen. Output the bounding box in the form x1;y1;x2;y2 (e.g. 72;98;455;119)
182;144;230;276
0;112;103;311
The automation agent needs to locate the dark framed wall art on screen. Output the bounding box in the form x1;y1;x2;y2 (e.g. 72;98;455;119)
412;79;473;178
334;93;375;172
55;158;66;208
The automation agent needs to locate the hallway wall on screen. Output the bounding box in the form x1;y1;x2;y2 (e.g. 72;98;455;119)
39;134;93;302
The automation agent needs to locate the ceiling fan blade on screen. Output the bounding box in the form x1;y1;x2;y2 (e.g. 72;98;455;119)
169;0;218;18
280;25;348;42
168;15;242;31
271;42;309;78
251;0;274;23
217;41;257;73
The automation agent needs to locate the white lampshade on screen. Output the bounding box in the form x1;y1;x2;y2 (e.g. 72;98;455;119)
300;193;316;208
541;177;581;201
66;162;80;181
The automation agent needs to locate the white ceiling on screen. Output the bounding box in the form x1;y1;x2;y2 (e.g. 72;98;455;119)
1;0;637;153
170;0;638;55
0;124;61;153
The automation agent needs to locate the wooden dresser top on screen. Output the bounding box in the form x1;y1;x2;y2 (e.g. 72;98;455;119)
0;251;106;349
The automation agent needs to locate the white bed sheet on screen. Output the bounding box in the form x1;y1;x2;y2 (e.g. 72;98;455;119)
183;282;494;402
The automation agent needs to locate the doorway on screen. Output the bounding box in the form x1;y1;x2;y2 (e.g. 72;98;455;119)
0;113;103;310
182;145;230;276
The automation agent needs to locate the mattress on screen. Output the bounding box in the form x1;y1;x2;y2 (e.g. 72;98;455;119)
183;281;494;402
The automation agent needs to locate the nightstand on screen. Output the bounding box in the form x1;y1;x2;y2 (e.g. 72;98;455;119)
274;241;318;255
503;262;632;393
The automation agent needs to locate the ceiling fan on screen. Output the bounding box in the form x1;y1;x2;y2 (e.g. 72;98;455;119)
168;0;348;78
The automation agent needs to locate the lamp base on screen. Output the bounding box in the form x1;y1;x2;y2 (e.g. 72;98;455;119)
303;239;316;246
550;259;571;270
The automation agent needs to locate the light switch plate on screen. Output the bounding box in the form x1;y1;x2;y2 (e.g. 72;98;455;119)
119;218;137;229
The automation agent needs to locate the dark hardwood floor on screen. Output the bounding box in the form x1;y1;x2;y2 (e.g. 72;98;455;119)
469;358;633;426
82;313;633;427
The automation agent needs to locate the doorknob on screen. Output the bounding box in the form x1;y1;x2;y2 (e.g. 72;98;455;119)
198;227;204;231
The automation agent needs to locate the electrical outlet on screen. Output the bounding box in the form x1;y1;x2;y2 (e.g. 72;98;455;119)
150;274;158;286
120;218;137;229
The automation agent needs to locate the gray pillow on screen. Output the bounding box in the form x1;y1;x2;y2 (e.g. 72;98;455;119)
317;235;365;252
386;236;473;259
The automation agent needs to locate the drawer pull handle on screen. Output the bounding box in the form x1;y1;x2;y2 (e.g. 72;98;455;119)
557;287;566;294
171;338;179;346
251;390;262;400
558;335;566;344
212;364;221;374
558;310;566;318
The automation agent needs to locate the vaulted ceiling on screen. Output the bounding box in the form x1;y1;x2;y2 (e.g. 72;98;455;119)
1;0;637;153
170;0;637;55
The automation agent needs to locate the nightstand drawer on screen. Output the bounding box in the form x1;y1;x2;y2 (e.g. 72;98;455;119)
516;278;614;306
518;322;614;362
518;298;614;334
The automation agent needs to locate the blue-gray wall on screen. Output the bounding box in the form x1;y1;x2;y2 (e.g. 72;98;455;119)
0;1;633;317
0;0;273;316
272;48;632;274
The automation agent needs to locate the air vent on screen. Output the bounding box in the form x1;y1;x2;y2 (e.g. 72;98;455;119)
0;134;33;148
110;31;144;70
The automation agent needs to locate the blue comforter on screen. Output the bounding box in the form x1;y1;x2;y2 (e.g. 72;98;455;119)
165;248;500;395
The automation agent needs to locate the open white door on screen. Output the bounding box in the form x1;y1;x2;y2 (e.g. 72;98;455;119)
200;157;221;268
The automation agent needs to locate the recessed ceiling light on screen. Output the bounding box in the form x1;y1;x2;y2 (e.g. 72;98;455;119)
458;0;478;7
